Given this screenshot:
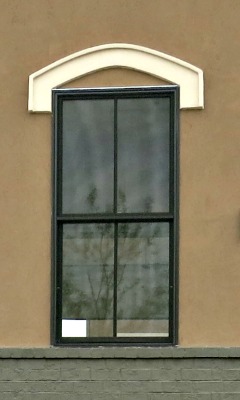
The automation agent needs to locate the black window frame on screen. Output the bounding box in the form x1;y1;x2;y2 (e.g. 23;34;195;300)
52;86;179;346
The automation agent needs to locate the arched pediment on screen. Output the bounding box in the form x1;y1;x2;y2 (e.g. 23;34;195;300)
28;43;204;112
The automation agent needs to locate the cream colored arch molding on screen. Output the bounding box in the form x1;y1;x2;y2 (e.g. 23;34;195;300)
28;43;204;112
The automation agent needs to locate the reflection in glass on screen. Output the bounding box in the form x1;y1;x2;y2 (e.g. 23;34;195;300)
62;224;114;337
62;100;114;214
118;98;170;213
117;223;169;337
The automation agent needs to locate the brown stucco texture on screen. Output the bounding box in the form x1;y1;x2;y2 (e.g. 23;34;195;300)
0;0;240;346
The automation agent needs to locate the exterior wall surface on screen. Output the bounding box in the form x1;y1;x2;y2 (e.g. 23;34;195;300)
0;0;240;347
1;348;240;400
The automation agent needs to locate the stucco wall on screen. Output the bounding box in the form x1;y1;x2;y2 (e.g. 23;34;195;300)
0;0;240;346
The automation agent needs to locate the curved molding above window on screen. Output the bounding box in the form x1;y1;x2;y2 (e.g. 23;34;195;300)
28;43;204;112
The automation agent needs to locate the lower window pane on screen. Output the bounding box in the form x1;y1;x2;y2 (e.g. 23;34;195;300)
61;222;169;339
117;223;169;337
62;223;114;337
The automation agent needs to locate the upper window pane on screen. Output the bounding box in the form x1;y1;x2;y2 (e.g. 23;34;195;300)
62;100;114;214
117;98;170;213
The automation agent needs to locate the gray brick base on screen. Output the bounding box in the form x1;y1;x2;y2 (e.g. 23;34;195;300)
0;348;240;399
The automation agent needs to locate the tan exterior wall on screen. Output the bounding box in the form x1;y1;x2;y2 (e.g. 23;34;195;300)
0;0;240;346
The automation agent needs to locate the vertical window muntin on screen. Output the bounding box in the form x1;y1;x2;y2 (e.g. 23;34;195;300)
53;86;179;345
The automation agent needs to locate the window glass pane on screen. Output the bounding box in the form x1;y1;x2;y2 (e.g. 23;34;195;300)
62;223;114;337
117;222;169;337
117;98;170;213
62;100;114;214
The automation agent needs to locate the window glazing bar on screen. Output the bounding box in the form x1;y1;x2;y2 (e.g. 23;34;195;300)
113;223;118;337
57;214;174;222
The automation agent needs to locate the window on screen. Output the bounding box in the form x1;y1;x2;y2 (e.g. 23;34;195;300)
53;86;179;345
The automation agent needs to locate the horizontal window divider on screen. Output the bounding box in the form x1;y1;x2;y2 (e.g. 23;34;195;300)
58;337;172;345
56;213;174;223
55;86;178;100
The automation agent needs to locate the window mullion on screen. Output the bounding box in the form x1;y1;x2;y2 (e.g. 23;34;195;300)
113;222;118;337
113;98;118;214
113;98;118;337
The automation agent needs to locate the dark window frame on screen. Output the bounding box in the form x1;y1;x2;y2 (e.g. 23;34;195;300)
52;86;179;346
